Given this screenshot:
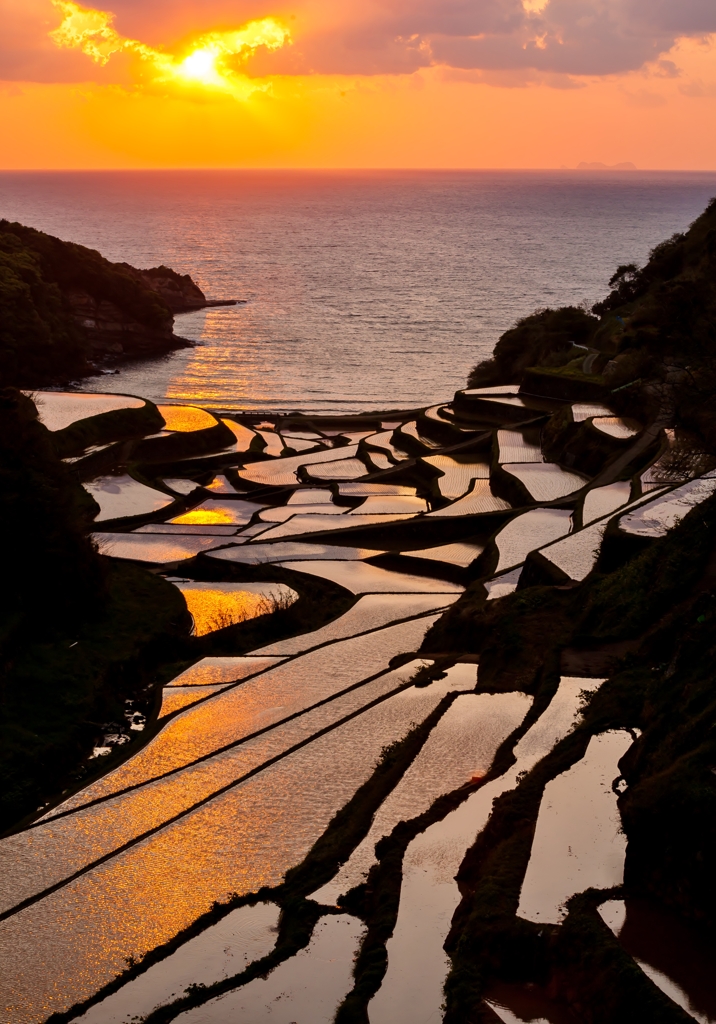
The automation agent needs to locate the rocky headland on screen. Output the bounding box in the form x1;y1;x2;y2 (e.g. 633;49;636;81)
0;219;236;388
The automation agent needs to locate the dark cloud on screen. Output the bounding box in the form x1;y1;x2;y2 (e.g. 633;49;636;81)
246;0;716;78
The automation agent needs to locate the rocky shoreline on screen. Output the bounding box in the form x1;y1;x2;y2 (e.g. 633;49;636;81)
0;219;239;387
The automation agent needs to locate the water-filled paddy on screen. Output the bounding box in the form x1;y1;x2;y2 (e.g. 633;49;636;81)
493;508;572;573
208;540;383;564
422;455;490;499
255;428;284;457
256;511;415;540
517;730;633;924
571;402;612;422
1;661;431;920
30;391;145;432
428;479;511;517
502;463;586;502
496;429;543;464
581;480;631;525
49;616;445;805
84;474;174;521
368;676;605;1024
136;522;239;535
171;500;262;526
598;899;716;1024
93;532;230;562
306;457;369;480
349;494;428;514
203;473;243;494
167;656;286;686
339;482;417;496
175;915;365;1024
591;415;640;439
239;445;359;487
76;902;281;1024
157;405;219;432
159;684;235;717
0;673;459;1021
175;581;297;635
274;560;464;594
619;475;716;537
402;540;484;567
258;502;346;522
219;418;255;451
253;593;458;655
314;686;532;906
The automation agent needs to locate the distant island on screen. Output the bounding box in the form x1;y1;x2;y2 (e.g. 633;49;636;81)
577;161;637;170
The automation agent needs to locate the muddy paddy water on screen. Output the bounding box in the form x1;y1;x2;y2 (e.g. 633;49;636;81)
4;376;716;1024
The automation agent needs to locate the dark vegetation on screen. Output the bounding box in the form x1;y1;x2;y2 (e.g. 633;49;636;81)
0;389;356;832
470;196;716;454
0;389;189;830
0;220;208;387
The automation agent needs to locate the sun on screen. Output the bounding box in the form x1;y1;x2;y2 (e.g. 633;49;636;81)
176;47;224;87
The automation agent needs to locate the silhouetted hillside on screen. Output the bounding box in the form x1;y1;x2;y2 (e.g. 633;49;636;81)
0;220;210;387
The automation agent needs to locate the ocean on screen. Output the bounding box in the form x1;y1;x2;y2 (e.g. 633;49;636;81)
2;169;715;414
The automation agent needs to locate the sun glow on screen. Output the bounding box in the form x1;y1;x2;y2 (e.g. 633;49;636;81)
178;48;223;86
49;1;291;98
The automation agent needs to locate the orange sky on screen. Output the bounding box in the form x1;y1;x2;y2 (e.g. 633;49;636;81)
2;0;716;168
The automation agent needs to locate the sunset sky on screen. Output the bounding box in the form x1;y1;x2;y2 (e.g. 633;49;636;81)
2;0;716;168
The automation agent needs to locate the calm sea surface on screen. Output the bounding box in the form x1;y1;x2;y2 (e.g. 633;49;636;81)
2;170;716;414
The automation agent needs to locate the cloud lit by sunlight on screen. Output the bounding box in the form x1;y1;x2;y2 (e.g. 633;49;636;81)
522;0;550;14
49;0;290;98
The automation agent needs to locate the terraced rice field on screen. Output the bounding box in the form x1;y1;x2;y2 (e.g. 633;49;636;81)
4;387;708;1024
157;405;219;432
493;508;573;572
503;462;586;502
85;474;175;521
31;391;146;431
496;429;543;464
591;416;640;439
428;479;511;517
422;454;490;499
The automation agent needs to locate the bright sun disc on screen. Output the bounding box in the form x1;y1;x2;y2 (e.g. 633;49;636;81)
178;48;221;84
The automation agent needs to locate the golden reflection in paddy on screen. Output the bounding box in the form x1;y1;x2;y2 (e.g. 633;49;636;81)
167;655;285;687
0;683;454;1022
39;616;442;812
156;404;218;432
0;665;428;920
171;507;239;525
177;584;297;636
159;685;231;717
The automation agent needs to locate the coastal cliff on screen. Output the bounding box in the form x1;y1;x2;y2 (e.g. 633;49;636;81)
0;220;227;388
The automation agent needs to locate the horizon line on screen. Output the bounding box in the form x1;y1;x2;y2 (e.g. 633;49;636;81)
3;166;716;174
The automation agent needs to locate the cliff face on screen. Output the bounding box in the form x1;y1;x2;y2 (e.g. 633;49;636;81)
127;264;208;312
0;220;212;388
